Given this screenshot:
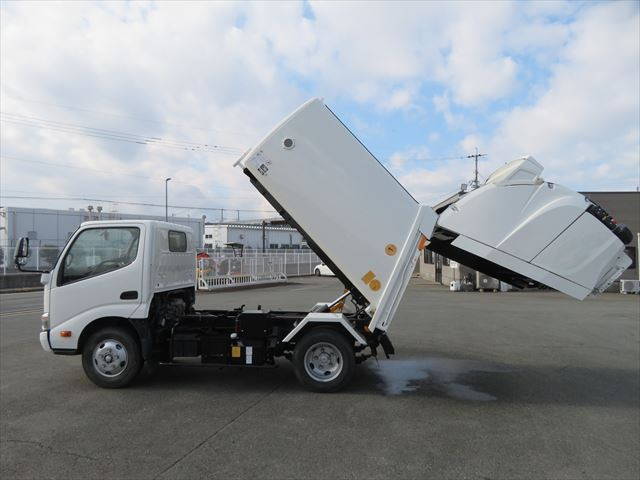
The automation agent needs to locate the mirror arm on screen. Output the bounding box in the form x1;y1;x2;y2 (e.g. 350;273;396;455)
14;260;50;274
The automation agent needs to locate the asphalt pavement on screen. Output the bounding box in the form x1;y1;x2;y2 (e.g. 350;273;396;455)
1;277;638;479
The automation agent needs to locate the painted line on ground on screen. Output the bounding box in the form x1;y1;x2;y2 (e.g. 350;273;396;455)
0;308;42;317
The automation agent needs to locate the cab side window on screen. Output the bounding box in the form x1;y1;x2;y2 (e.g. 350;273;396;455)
168;230;187;252
59;227;140;285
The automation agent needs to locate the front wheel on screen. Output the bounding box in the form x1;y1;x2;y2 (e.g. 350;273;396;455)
82;327;142;388
314;269;321;276
292;328;355;392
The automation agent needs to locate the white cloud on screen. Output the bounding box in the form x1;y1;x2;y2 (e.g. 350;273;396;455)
388;145;431;171
486;1;640;190
395;2;639;202
0;2;305;218
433;93;461;127
381;88;415;111
0;0;637;220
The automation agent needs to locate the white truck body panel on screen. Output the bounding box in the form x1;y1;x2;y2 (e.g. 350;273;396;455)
238;100;630;309
450;235;592;299
45;220;195;350
149;226;196;295
436;157;631;299
237;98;437;331
438;181;588;263
531;213;631;292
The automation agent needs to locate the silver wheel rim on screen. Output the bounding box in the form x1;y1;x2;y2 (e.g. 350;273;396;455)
92;338;128;378
304;342;343;382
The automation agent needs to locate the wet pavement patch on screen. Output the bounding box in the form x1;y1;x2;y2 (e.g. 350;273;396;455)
368;358;514;401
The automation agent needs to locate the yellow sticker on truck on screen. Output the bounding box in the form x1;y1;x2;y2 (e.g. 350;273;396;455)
362;270;382;291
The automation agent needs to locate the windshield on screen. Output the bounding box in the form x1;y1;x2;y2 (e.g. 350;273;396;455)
59;227;140;285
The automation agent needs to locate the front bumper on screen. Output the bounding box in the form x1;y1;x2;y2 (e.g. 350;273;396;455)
39;330;51;352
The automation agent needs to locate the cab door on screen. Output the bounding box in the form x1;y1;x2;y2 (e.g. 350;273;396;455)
48;224;144;350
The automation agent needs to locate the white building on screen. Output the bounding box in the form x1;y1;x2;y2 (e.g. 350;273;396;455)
204;222;306;250
0;206;206;248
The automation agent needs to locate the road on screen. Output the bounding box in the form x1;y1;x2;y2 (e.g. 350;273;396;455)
1;277;639;479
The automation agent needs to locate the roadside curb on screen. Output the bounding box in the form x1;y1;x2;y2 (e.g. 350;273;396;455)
0;287;44;294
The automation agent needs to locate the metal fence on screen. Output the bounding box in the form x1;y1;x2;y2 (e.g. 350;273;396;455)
197;249;322;290
0;244;61;274
0;244;322;280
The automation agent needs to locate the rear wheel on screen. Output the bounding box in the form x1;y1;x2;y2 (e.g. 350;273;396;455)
314;268;321;276
82;327;142;388
293;328;355;392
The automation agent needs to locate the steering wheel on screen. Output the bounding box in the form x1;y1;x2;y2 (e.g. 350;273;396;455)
90;258;126;275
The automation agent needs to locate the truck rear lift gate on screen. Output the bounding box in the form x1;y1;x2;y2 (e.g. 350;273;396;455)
237;99;438;334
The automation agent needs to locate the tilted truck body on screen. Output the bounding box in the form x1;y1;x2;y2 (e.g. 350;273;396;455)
18;98;632;392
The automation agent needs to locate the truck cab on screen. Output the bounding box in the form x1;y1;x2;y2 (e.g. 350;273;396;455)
24;221;195;384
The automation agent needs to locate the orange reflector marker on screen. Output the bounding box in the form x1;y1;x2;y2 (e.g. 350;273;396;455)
418;234;428;250
60;331;72;337
361;270;375;285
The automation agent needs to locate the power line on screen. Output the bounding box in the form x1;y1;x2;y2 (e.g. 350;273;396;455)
2;111;245;152
380;154;467;165
1;195;278;214
1;112;245;154
0;86;253;137
0;188;262;201
0;112;246;154
1;154;152;179
0;154;258;193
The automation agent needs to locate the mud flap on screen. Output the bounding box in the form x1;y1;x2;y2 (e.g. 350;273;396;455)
379;333;395;359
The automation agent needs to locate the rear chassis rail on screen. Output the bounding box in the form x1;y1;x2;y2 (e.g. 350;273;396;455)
155;307;387;368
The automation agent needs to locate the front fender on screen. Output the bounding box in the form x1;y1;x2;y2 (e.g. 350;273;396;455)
49;303;140;350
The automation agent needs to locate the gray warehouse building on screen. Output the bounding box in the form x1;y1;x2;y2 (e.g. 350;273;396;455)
420;191;639;288
0;206;206;249
203;220;305;250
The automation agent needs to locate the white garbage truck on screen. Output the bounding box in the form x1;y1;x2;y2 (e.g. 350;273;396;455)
15;98;633;392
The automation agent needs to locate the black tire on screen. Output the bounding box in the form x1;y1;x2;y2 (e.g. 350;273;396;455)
292;328;355;392
314;269;321;276
82;326;143;388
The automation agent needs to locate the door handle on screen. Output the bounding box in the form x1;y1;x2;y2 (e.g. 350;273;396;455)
120;291;138;300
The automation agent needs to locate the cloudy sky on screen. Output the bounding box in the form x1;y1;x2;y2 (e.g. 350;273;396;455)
1;1;638;221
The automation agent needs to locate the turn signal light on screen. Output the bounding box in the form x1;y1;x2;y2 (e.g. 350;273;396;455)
40;313;50;330
60;331;72;337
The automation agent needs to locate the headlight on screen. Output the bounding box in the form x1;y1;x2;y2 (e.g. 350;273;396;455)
41;313;49;331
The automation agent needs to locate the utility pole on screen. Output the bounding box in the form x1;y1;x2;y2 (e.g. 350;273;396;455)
466;147;486;189
165;178;171;221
